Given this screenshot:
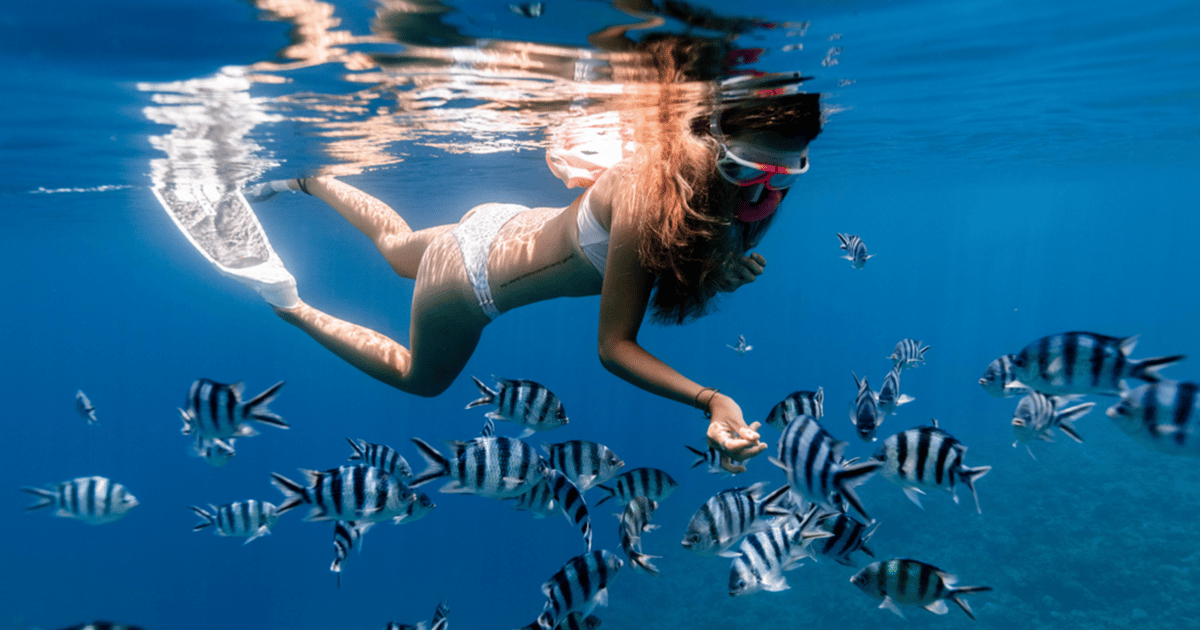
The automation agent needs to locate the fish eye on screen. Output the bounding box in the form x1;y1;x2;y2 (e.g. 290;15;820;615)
684;533;700;543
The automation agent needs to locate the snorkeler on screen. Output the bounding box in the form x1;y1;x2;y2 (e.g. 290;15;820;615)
240;69;819;473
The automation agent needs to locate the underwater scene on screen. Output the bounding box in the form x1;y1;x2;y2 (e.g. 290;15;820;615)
2;0;1200;629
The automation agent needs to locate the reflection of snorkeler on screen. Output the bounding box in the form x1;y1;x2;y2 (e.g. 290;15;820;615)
247;66;820;474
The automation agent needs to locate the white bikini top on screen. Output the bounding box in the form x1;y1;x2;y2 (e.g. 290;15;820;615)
575;187;609;276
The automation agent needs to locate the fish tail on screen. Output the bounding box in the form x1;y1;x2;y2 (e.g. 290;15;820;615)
1130;355;1186;383
465;376;496;409
949;585;993;620
270;472;309;515
594;484;616;506
962;466;992;514
548;471;592;552
409;437;449;487
684;445;707;468
21;487;56;511
178;408;193;435
345;437;365;461
190;505;215;531
835;460;882;521
760;484;793;517
246;381;288;428
630;550;662;576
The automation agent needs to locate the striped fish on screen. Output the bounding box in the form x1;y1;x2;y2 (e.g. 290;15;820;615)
331;520;374;587
1010;332;1184;396
684;445;727;476
726;334;752;356
877;366;914;416
837;233;873;269
517;550;623;630
681;482;791;557
347;437;413;481
1107;380;1200;456
191;435;236;467
850;558;992;620
410;436;545;499
1012;392;1094;458
850;372;883;442
728;508;824;596
271;465;419;523
190;500;278;544
507;477;559;518
617;497;660;575
769;414;881;521
542;440;624;491
889;339;930;369
55;624;146;630
765;388;824;431
595;467;677;506
872;420;991;513
178;378;287;440
545;469;593;552
807;511;878;567
430;598;450;630
467;376;568;438
978;354;1031;398
75;390;97;424
23;476;138;525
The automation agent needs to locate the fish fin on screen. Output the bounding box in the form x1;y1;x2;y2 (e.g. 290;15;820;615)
243;525;271;545
594;587;610;608
896;395;915;405
55;508;76;518
685;444;706;468
841;254;854;261
245;381;287;428
190;505;214;530
234;424;260;438
949;586;992;620
270;472;309;515
409;437;449;487
594;484;615;506
1058;421;1085;443
759;484;791;515
880;596;906;619
924;600;949;615
480;418;495;438
519;428;535;438
346;437;365;460
761;573;791;592
466;376;496;409
575;473;597;491
768;456;789;472
630;551;661;576
717;550;742;558
439;481;474;494
1120;334;1140;356
1130;355;1186;383
178;408;193;435
902;487;925;509
963;466;992;514
1025;445;1037;460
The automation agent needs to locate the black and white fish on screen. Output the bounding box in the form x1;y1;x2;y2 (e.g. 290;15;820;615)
192;435;236;467
727;334;752;356
75;390;97;424
410;435;546;499
850;372;883;442
545;468;593;551
517;550;623;630
978;354;1031;398
728;508;825;596
770;414;880;521
1009;332;1184;396
271;465;419;523
542;440;624;491
23;476;138;525
872;420;991;513
347;437;413;481
851;558;992;620
467;376;568;438
684;445;727;476
331;520;373;587
889;339;929;369
1107;380;1200;456
507;477;559;518
595;467;677;506
508;2;543;17
190;500;278;544
877;366;914;416
617;497;660;576
179;378;287;440
765;388;824;431
806;511;878;567
1012;392;1094;458
837;233;873;269
681;482;791;557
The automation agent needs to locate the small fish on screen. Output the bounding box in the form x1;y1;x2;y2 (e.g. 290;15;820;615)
806;511;878;567
331;520;374;588
727;334;753;356
192;435;236;467
467;376;568;438
684;445;727;475
546;468;593;552
190;500;278;544
75;390;97;424
617;497;660;576
410;436;546;499
271;465;419;523
850;372;883;442
542;440;624;491
850;558;992;620
517;550;623;630
877;366;915;416
978;354;1031;398
178;378;287;440
23;476;139;525
681;482;791;557
1009;332;1184;396
889;339;929;369
55;624;147;630
1107;380;1200;456
595;467;677;506
347;437;413;481
508;2;544;17
728;508;825;596
765;388;824;431
1011;392;1094;458
872;420;991;513
770;414;880;521
837;233;873;269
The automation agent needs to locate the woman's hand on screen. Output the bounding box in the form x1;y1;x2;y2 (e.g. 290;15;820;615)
705;393;768;474
715;252;766;293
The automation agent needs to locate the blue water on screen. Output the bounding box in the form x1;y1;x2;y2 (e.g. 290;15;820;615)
2;0;1199;629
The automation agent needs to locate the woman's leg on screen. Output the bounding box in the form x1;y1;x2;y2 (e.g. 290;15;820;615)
302;176;452;280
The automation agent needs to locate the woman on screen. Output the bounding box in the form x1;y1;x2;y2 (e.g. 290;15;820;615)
247;67;821;473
